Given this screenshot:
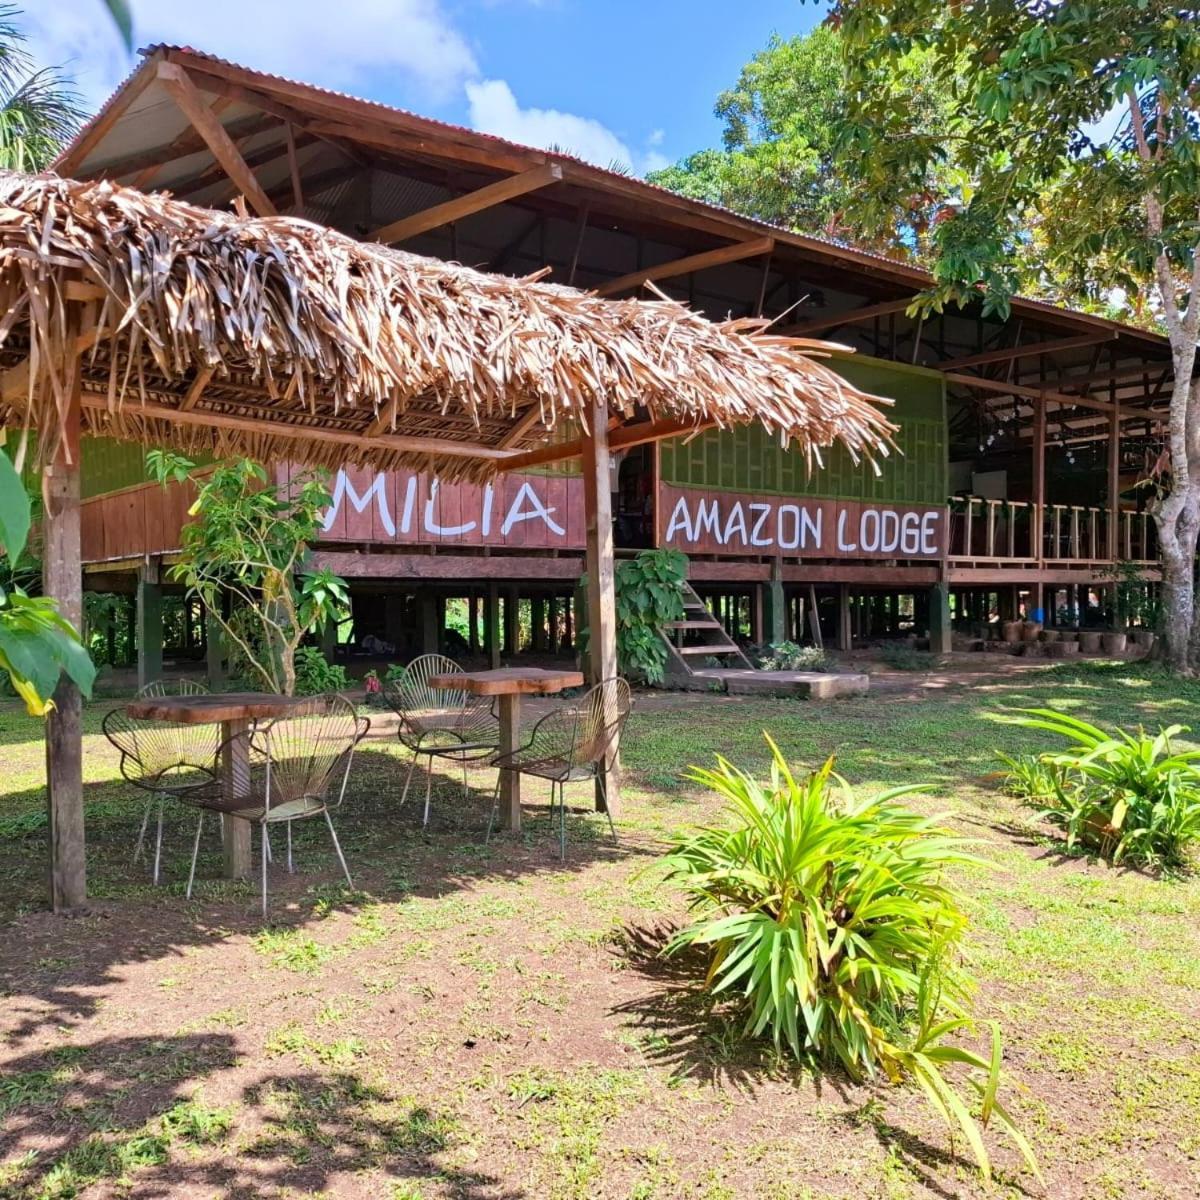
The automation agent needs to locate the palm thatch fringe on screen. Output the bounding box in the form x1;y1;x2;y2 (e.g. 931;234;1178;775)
0;172;896;480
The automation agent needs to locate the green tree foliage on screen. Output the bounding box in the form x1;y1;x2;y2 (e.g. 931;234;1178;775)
662;738;1040;1182
808;2;1200;672
0;450;94;715
147;453;347;695
0;5;88;171
647;26;960;255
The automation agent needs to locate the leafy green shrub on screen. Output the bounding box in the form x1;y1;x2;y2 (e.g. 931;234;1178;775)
581;549;687;685
877;642;939;671
997;752;1069;803
1005;709;1200;868
748;640;829;672
661;738;1039;1182
294;646;350;697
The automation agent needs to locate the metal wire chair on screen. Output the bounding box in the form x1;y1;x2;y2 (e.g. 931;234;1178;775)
383;654;499;827
193;693;369;914
486;677;632;859
103;679;220;885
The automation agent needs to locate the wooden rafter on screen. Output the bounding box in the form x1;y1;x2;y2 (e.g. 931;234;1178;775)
497;416;716;473
370;164;563;245
595;235;774;298
778;297;919;338
498;404;550;450
78;393;514;461
943;370;1161;422
1058;360;1178;392
178;366;215;412
938;332;1116;371
94;114;278;184
156;62;277;217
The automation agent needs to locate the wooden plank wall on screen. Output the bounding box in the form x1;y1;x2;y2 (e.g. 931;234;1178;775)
80;476;197;561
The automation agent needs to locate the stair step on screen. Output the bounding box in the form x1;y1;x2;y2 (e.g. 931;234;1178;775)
664;620;724;630
678;644;744;656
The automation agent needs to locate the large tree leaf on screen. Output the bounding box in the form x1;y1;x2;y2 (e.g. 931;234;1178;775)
0;450;31;565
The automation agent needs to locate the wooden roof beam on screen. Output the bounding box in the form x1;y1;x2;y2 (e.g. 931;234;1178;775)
943;370;1161;421
156;61;277;217
496;416;716;473
79;393;514;462
938;332;1116;371
595;235;774;298
370;163;563;245
777;296;920;338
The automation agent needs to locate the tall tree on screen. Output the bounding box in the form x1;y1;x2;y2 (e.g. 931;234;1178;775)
0;4;87;171
648;26;961;256
808;1;1199;672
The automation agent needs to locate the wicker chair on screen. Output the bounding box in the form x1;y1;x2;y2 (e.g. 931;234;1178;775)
103;678;219;885
486;677;631;859
200;694;370;914
383;654;499;827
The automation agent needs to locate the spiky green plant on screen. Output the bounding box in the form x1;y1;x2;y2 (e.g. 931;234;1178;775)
661;738;1040;1182
1007;709;1200;868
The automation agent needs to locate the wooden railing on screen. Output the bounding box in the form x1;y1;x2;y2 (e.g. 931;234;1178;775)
948;496;1158;564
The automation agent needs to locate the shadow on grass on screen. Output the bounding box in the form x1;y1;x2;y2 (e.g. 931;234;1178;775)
0;740;653;1044
612;923;1039;1198
0;1033;520;1199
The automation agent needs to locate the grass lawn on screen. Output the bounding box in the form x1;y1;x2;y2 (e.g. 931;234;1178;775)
1;659;1198;1199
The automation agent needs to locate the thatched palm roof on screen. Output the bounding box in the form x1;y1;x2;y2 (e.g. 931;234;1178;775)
0;173;895;480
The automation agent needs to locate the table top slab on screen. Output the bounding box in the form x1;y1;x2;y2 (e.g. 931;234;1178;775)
429;668;585;696
125;692;310;724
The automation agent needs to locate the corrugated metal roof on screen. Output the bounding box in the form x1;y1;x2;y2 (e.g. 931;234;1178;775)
58;43;1169;353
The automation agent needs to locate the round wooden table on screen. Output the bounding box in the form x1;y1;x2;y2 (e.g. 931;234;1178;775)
427;668;583;833
124;692;311;879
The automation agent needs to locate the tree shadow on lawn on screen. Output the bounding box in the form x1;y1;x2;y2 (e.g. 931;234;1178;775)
0;744;653;1046
0;1033;519;1199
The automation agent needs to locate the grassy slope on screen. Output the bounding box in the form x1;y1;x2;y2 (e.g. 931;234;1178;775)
0;661;1197;1199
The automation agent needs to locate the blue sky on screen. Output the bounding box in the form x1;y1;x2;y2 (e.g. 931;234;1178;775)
25;0;826;174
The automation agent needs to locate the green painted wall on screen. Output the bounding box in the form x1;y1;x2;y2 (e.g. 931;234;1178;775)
80;437;212;499
658;353;947;505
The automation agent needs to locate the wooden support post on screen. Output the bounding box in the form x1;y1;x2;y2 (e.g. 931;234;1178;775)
763;558;786;645
44;316;87;912
1107;405;1121;562
468;592;479;654
929;582;953;654
485;583;501;669
531;595;546;652
136;562;164;691
836;585;853;652
581;396;619;816
1033;394;1047;587
504;587;519;655
419;593;438;655
547;595;559;654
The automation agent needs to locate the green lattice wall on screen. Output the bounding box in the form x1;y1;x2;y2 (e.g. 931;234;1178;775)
658;353;946;505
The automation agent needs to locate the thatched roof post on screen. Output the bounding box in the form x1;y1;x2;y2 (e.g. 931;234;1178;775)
581;398;619;815
43;300;89;911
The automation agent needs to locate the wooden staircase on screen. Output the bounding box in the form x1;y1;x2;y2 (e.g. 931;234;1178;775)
660;583;753;678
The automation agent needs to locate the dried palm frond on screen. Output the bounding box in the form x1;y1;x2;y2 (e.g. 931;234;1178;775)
0;172;896;481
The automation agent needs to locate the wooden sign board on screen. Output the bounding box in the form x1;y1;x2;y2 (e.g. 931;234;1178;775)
282;465;587;550
657;484;948;560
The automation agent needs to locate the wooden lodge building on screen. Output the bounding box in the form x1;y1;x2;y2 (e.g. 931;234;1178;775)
56;46;1173;678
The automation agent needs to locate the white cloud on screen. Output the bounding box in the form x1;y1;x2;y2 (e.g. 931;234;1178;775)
466;78;665;176
466;78;634;170
22;2;668;180
22;0;478;112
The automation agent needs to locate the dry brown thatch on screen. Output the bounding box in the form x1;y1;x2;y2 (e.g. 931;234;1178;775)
0;172;896;480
